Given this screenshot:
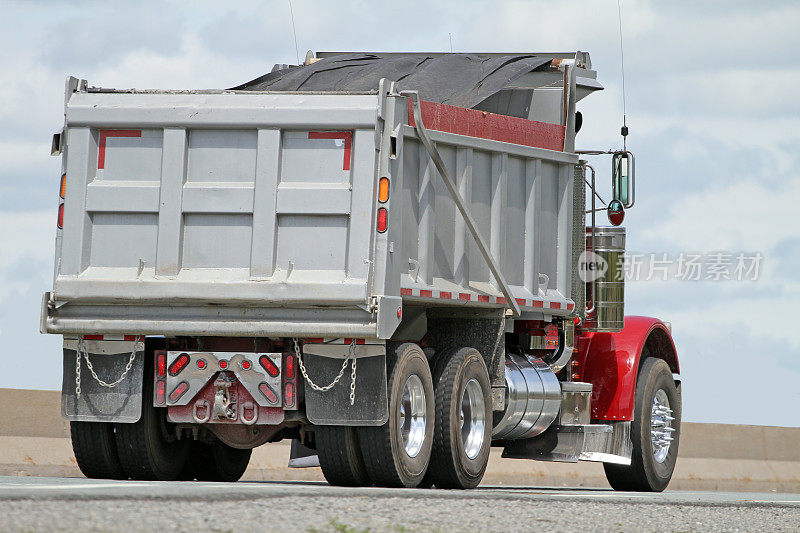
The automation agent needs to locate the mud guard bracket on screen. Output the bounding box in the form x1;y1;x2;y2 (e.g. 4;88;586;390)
61;338;144;423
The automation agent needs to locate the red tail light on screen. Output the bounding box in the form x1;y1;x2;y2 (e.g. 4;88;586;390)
196;359;206;369
259;382;278;404
241;360;251;370
284;354;295;379
57;204;64;229
168;353;190;376
259;355;279;377
284;382;295;408
60;173;66;199
155;380;166;404
377;207;388;233
169;381;189;403
156;351;166;378
219;359;228;369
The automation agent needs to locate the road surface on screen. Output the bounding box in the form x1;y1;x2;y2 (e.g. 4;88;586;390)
1;476;798;532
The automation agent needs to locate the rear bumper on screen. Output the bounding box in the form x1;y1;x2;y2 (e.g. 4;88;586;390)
42;292;381;338
42;292;404;339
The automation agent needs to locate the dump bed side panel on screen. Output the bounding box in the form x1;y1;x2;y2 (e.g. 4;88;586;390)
385;96;578;318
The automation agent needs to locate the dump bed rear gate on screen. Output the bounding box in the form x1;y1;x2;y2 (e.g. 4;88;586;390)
48;90;382;337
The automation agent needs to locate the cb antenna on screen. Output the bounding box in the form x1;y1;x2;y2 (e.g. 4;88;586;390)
617;0;628;150
288;0;300;65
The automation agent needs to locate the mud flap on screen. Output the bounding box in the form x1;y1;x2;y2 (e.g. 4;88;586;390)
61;338;144;423
302;348;388;426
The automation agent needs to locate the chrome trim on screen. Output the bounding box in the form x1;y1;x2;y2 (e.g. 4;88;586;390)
502;421;632;465
651;389;674;463
460;378;486;460
399;374;427;458
549;320;574;373
492;353;561;440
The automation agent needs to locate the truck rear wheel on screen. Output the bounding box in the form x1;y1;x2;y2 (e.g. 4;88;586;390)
316;425;370;486
604;357;681;492
185;440;252;482
70;421;126;479
358;343;434;488
424;347;491;489
114;350;189;481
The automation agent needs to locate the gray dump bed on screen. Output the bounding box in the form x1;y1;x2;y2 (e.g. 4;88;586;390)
44;54;595;340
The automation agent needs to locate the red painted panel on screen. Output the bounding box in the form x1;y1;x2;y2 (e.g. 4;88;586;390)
577;316;679;421
308;131;352;170
407;100;565;152
97;130;141;170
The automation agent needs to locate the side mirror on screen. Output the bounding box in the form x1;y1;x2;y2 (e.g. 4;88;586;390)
612;151;635;208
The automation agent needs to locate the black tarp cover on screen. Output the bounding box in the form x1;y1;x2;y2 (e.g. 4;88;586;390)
231;53;551;109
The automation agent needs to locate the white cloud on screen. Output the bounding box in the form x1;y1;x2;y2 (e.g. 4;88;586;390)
0;210;56;299
643;178;800;251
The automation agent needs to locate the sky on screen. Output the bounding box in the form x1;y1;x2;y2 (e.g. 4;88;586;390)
1;0;798;427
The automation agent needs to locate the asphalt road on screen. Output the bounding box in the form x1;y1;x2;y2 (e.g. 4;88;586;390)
1;476;798;532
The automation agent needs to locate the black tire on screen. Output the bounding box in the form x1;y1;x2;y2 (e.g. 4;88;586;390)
358;343;434;488
425;347;492;489
604;357;681;492
316;425;370;487
114;350;189;481
185;440;252;482
70;421;126;480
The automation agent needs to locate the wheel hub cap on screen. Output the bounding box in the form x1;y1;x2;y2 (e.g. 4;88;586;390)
650;389;675;463
399;374;426;458
460;378;486;460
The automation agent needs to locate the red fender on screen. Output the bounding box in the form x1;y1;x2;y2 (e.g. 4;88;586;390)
576;316;679;421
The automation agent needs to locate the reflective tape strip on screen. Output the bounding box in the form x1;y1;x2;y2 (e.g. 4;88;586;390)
399;286;574;313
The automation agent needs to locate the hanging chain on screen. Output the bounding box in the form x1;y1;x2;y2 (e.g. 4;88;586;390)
75;346;82;397
75;337;138;398
349;353;357;405
294;338;358;405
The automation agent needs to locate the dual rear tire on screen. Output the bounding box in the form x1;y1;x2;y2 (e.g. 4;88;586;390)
317;343;492;489
72;416;251;482
357;343;435;487
70;349;251;482
425;347;492;489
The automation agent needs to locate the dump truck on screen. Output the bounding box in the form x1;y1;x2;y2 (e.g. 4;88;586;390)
41;51;680;491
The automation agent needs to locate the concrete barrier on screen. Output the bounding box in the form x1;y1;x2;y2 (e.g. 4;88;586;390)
2;388;799;492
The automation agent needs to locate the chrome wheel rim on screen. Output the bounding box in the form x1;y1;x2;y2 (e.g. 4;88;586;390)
460;378;486;460
399;374;426;458
650;389;674;463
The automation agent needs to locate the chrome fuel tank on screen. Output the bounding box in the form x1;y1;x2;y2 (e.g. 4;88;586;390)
492;352;561;440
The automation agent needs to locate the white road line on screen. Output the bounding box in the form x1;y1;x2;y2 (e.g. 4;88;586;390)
0;483;155;490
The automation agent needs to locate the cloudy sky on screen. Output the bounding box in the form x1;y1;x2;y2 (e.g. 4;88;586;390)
1;0;798;427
